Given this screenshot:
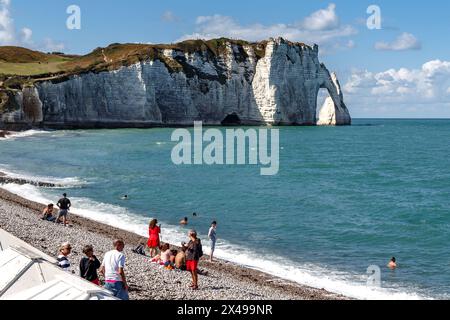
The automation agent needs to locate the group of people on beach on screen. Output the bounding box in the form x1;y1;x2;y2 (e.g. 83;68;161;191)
41;192;218;299
146;218;218;290
57;239;129;300
41;193;71;226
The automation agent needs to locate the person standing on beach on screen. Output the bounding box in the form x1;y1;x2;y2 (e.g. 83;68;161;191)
79;245;101;285
147;219;161;258
57;242;72;272
183;230;203;290
100;239;129;300
208;221;217;262
56;193;71;227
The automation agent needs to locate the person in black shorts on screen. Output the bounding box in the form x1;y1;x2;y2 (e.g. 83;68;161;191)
56;193;71;226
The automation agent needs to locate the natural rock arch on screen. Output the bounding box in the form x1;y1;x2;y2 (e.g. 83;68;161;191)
316;70;351;126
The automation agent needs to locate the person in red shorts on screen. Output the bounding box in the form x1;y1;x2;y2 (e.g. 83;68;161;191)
183;229;203;290
147;219;161;257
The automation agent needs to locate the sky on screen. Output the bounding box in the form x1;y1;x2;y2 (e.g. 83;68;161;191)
1;0;450;118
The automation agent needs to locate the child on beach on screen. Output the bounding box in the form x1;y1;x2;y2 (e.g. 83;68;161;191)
147;219;161;257
167;249;178;269
41;204;56;222
79;245;101;285
57;242;72;272
184;230;203;290
170;250;178;263
151;243;173;266
208;221;217;262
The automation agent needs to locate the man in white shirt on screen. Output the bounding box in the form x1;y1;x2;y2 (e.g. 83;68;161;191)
100;239;129;300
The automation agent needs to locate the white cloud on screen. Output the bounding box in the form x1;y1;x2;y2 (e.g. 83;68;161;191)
0;0;64;52
302;3;339;31
162;11;178;23
42;38;65;52
344;60;450;117
20;27;32;44
178;4;357;52
0;0;15;44
375;32;421;51
346;40;355;48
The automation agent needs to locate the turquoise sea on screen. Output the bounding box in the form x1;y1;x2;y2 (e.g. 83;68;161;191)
1;119;449;299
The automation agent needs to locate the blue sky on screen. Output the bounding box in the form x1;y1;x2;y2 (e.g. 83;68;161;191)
2;0;450;118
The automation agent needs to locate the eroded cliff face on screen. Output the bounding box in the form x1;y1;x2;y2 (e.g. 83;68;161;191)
0;38;351;129
0;87;43;129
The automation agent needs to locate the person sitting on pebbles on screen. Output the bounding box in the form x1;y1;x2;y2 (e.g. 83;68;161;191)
41;204;57;222
151;243;173;266
175;245;187;271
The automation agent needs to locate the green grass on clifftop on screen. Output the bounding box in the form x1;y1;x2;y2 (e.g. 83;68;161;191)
0;39;270;78
0;38;311;90
0;46;75;76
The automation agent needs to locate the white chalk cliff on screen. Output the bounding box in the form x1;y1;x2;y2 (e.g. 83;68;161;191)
0;38;351;129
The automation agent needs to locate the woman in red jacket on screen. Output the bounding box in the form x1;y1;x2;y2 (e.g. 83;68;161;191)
147;219;161;258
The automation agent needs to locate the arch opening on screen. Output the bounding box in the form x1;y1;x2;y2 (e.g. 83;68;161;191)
316;88;330;122
221;113;241;126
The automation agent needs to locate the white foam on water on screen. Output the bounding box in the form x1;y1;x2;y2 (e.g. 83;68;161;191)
1;183;54;203
0;182;438;300
0;129;54;140
0;165;88;188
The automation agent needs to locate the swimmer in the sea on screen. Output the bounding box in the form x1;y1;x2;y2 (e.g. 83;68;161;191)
121;195;129;200
180;217;188;225
388;257;397;269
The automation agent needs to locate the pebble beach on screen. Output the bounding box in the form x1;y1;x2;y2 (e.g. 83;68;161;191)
0;187;346;300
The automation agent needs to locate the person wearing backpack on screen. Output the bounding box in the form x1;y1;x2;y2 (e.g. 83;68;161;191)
183;229;203;290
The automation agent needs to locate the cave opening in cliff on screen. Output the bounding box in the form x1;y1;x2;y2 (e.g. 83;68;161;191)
221;113;242;126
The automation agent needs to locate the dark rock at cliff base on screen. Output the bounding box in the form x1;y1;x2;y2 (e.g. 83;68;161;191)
0;130;10;138
0;173;57;188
